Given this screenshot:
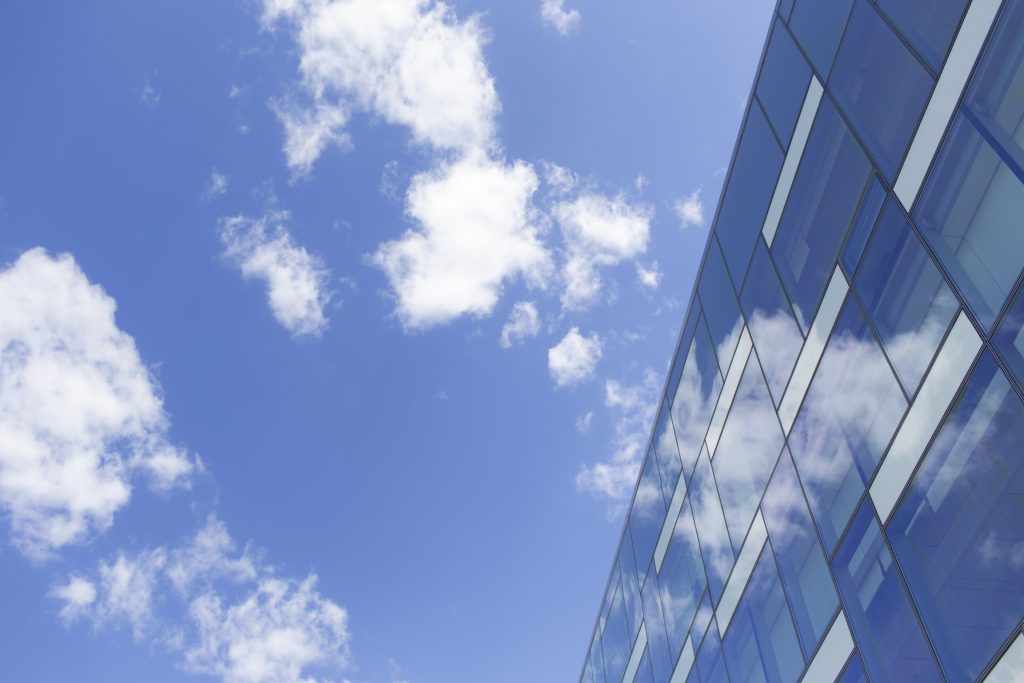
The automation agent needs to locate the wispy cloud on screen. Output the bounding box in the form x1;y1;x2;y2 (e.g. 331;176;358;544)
548;327;602;388
541;0;581;35
204;168;230;200
135;72;161;107
674;188;705;229
499;301;541;348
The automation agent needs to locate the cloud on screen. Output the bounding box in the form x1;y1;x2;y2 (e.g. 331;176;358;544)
636;261;661;290
272;100;350;179
0;249;194;559
136;72;161;107
499;301;541;348
576;411;594;434
674;188;705;229
371;154;552;330
548;327;602;388
541;0;581;35
218;210;333;337
204;168;230;200
541;161;577;196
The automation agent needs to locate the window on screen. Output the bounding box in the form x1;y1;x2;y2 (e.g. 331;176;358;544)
841;175;886;276
756;20;812;147
699;238;745;374
659;501;708;658
653;402;683;503
964;0;1024;160
629;453;667;576
789;0;855;77
832;501;943;683
855;199;959;393
691;449;734;603
586;632;606;683
642;565;675;683
694;621;730;683
632;651;655;683
875;0;969;70
667;305;704;407
837;656;868;683
830;0;934;181
601;581;636;683
620;528;644;640
887;354;1024;682
994;286;1024;388
671;315;723;480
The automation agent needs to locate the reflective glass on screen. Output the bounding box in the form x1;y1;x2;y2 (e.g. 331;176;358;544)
772;99;872;332
691;449;734;603
690;590;714;652
714;104;785;287
855;199;959;393
671;315;723;480
914;114;1024;331
630;453;667;576
588;632;606;683
668;305;704;406
620;529;644;640
841;175;886;276
789;0;855;77
713;356;785;551
701;240;746;375
837;655;868;683
761;450;838;657
633;651;655;683
659;501;708;658
876;0;968;70
789;300;907;553
643;565;675;683
653;401;683;504
888;354;1024;682
757;19;812;147
722;547;805;683
994;286;1024;388
832;501;943;683
965;0;1024;160
741;240;803;405
779;0;794;23
602;581;634;683
830;0;934;181
695;622;730;683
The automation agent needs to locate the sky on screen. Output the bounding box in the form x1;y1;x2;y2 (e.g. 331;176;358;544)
0;1;774;682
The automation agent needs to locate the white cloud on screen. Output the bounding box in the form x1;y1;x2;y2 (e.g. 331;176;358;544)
272;100;350;179
636;261;661;290
136;72;161;107
541;161;576;196
218;210;333;338
371;154;552;330
0;249;194;559
499;301;541;348
576;411;594;434
53;576;97;623
674;188;705;229
205;168;230;200
548;328;602;388
541;0;581;35
553;194;652;310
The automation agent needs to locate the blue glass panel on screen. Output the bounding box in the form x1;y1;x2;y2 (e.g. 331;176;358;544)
691;449;734;603
714;104;785;287
830;0;934;181
713;356;785;551
653;401;683;504
690;590;714;653
888;354;1024;682
841;175;886;276
696;622;730;683
620;529;644;641
832;501;943;683
602;580;635;683
659;501;708;657
700;238;746;374
994;287;1024;388
722;547;805;683
741;240;803;405
643;565;675;683
671;315;723;480
633;650;655;683
668;304;704;406
757;20;812;147
630;453;668;576
914;114;1024;331
876;0;968;70
789;0;855;77
789;300;907;553
855;199;959;393
772;99;871;332
588;631;607;683
779;0;794;23
837;655;868;683
761;450;838;658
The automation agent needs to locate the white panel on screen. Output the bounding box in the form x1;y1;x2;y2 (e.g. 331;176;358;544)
801;612;855;683
778;268;849;435
622;624;648;683
763;77;824;247
706;328;752;458
655;475;687;572
670;634;696;683
894;0;1004;211
871;311;982;522
984;633;1024;683
716;511;768;634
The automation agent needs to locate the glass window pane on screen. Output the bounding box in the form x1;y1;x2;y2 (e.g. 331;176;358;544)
741;240;804;404
887;354;1024;682
668;305;704;406
832;501;944;683
659;501;708;658
620;529;644;641
789;300;907;553
757;19;812;147
630;453;668;575
696;621;730;683
715;104;785;288
671;315;723;480
855;199;959;393
588;632;607;683
772;98;872;332
691;448;735;603
602;581;636;683
633;650;655;683
789;0;855;77
830;0;934;181
690;590;714;653
654;401;683;503
722;547;805;683
712;356;786;551
876;0;969;70
837;655;868;683
965;0;1024;156
994;286;1024;388
841;175;886;276
779;0;795;22
761;450;839;658
914;114;1024;331
700;238;746;373
643;565;675;683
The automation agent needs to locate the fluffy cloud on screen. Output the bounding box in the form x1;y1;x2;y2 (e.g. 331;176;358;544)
0;249;194;559
636;261;661;290
674;188;705;229
548;327;602;388
205;168;230;200
371;155;552;330
272;100;350;179
499;301;541;348
218;211;333;338
541;0;581;35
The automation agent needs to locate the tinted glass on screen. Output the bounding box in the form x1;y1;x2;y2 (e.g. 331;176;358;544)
876;0;969;70
653;402;683;504
830;0;934;181
643;565;675;683
602;581;634;683
994;287;1024;388
588;632;607;683
855;199;959;393
832;501;943;683
630;453;667;576
695;622;730;683
789;0;855;77
757;20;812;147
700;238;745;374
841;175;886;276
671;315;723;480
691;449;734;603
620;528;644;640
888;354;1024;682
659;501;707;658
633;651;655;683
965;0;1024;154
837;656;869;683
690;590;714;654
772;99;872;332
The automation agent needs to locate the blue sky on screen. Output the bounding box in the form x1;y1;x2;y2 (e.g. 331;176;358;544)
0;1;773;681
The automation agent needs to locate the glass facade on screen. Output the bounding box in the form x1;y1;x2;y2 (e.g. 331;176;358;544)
579;1;1024;682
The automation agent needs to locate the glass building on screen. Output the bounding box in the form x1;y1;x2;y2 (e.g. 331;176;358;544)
579;1;1024;682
